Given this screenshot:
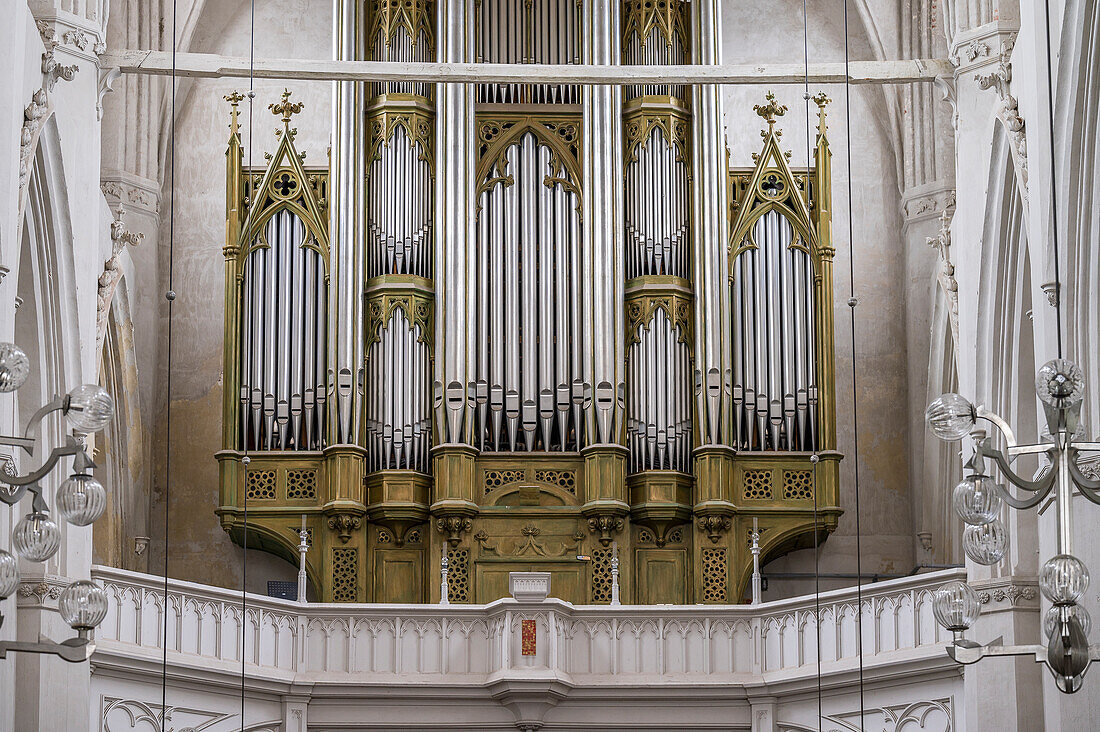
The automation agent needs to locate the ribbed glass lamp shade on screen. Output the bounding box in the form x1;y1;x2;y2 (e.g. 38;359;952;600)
925;393;977;441
56;473;107;526
962;519;1008;565
12;512;61;563
0;342;30;393
57;580;108;630
64;384;114;433
0;549;20;599
1035;359;1085;410
1039;554;1090;605
1045;604;1092;640
952;475;1003;525
933;580;981;631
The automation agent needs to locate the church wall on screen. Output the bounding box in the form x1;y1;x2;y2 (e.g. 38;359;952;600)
721;0;917;599
142;0;334;594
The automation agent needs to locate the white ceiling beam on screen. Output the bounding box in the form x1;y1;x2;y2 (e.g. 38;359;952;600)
101;50;953;85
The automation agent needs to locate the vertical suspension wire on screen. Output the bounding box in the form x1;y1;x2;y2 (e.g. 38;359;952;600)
800;0;823;726
240;0;257;726
840;0;867;725
159;0;177;727
1042;0;1064;358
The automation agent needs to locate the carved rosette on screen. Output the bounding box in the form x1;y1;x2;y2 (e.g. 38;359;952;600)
436;515;473;546
328;513;363;543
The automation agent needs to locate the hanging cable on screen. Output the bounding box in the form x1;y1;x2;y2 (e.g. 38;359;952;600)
1041;0;1064;358
240;0;257;727
839;0;867;725
160;0;178;726
800;1;825;728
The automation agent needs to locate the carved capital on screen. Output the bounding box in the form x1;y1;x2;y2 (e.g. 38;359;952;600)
435;515;473;546
327;513;362;543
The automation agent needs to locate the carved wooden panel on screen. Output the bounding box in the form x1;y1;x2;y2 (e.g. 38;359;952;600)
636;549;687;604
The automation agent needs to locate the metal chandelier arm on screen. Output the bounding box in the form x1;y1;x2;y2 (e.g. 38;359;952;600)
0;436;86;490
975;407;1019;448
976;438;1057;493
1066;448;1100;505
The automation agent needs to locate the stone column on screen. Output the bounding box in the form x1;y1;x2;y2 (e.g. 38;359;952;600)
13;2;108;729
946;8;1044;728
579;0;629;547
430;0;478;550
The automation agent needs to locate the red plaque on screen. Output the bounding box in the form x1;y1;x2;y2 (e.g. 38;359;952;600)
521;619;536;656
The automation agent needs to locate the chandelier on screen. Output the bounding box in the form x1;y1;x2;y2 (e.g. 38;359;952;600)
0;342;113;662
926;358;1100;692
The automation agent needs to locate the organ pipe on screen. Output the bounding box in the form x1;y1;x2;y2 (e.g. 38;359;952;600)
364;0;436;472
730;211;818;451
623;0;693;473
475;0;581;105
238;211;329;452
474;131;584;452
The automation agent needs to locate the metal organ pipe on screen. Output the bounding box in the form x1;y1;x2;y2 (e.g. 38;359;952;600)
730;211;818;452
475;133;582;452
238;211;328;452
475;0;580;105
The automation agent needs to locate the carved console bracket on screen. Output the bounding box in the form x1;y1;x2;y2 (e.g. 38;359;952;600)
327;513;362;544
697;514;733;543
436;515;474;546
585;514;626;547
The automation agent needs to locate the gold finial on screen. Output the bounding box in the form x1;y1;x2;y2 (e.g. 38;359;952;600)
754;91;788;126
224;91;245;134
269;88;305;125
811;92;830;135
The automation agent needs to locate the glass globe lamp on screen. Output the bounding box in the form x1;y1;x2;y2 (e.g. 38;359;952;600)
953;475;1003;525
963;519;1008;565
1035;359;1085;410
64;384;114;433
0;549;19;599
57;580;108;631
1039;554;1090;605
933;580;981;631
12;512;61;563
1045;604;1092;640
925;393;977;441
0;342;30;393
56;473;107;526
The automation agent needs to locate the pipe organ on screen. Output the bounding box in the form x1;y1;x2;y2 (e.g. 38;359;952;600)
216;2;842;605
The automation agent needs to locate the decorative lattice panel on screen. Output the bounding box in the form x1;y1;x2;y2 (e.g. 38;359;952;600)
332;548;358;602
447;547;470;602
533;469;576;494
591;547;614;603
246;469;277;500
743;469;773;500
407;529;422;544
484;469;525;492
377;529;393;544
702;548;728;603
783;469;814;500
638;528;654;544
668;527;684;544
286;469;318;500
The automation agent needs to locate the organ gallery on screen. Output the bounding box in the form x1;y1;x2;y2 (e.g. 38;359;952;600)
215;0;842;603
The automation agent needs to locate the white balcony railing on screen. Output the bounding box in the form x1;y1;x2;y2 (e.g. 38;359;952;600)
90;565;963;681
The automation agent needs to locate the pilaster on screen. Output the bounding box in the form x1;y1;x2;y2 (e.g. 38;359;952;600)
435;0;477;446
329;0;366;445
689;0;731;448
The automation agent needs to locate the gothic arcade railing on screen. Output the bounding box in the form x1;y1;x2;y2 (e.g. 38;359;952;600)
91;565;962;678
